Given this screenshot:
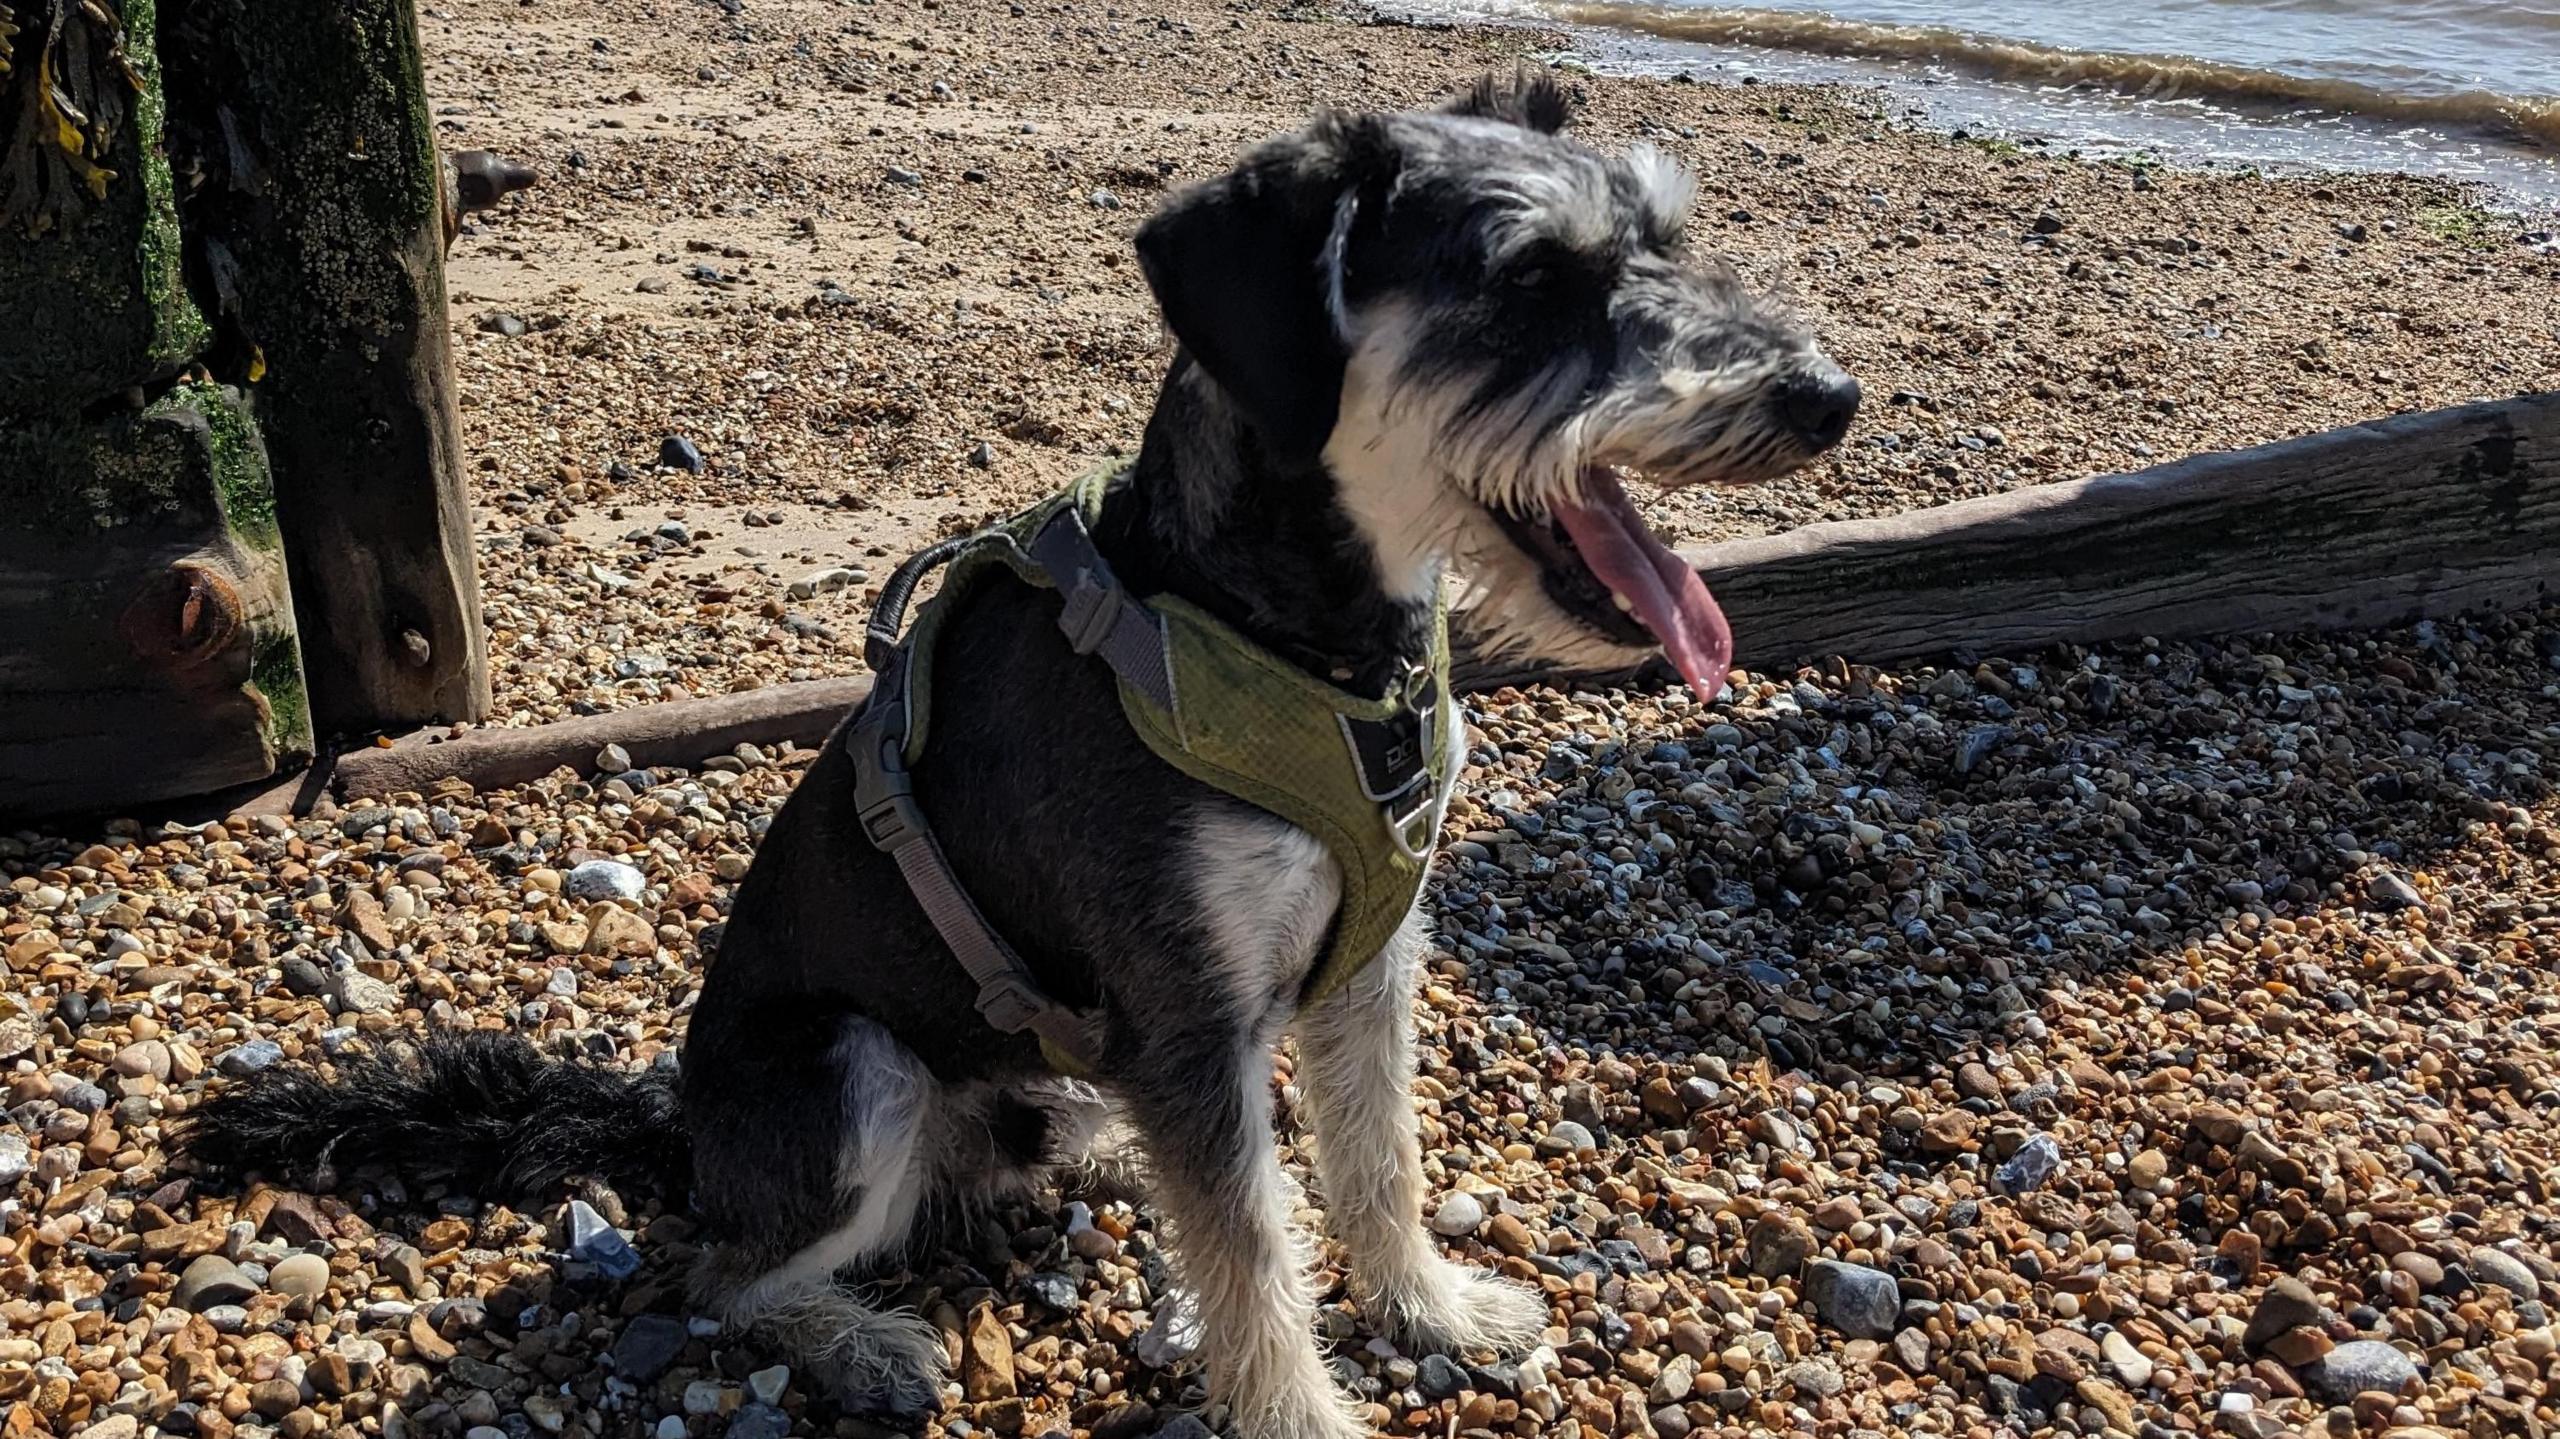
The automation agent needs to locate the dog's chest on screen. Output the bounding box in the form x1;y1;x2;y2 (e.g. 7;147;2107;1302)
1184;803;1346;1024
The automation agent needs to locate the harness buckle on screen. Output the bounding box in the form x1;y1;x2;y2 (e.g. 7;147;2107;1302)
852;733;928;853
850;656;927;852
972;970;1051;1035
1056;570;1121;656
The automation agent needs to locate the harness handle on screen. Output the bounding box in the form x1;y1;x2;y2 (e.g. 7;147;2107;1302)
864;532;976;672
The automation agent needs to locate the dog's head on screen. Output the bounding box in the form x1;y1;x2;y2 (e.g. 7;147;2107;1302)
1135;71;1856;701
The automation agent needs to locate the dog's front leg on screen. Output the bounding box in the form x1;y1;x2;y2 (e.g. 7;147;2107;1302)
1128;1040;1366;1439
1295;914;1547;1356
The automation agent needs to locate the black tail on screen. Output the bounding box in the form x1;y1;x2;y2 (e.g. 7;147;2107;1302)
173;1031;691;1198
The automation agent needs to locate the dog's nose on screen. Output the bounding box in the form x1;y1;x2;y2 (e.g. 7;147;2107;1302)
1774;366;1860;451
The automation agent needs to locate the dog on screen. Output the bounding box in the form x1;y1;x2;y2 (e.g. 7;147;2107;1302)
178;71;1854;1439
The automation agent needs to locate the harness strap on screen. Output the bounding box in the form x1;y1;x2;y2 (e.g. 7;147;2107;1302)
1025;506;1176;714
850;647;1106;1074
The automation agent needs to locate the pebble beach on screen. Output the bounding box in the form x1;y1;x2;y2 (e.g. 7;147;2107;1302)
7;2;2560;1439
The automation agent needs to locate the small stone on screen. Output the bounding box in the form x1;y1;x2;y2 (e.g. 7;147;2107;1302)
0;1132;29;1187
1954;1062;2000;1101
745;1366;790;1406
1804;1259;1901;1339
2102;1330;2154;1388
1810;1196;1860;1230
2127;1149;2170;1189
2265;1326;2334;1367
964;1304;1016;1400
2031;212;2065;235
331;969;399;1015
2470;1246;2541;1300
1024;1271;1079;1313
726;1406;788;1439
585;904;657;957
2390;1251;2444;1291
2368;872;2423;910
785;567;865;601
280;955;329;997
2305;1340;2420;1400
1536;1119;1596;1156
220;1040;285;1077
1780;1359;1843;1398
1650;1354;1698;1404
174;1255;259;1312
659;436;707;472
596;743;633;773
269;1252;331;1303
247;1380;301;1419
567;1199;642;1280
2245;1277;2333;1353
1997;1133;2063;1192
111;1038;171;1080
613;1314;689;1383
1417;1353;1466;1400
1431;1191;1485;1237
1747;1214;1817;1278
1487;1212;1537;1258
1919;1108;1977;1152
565;860;647;903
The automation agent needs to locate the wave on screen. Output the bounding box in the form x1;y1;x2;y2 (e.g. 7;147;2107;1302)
1547;2;2560;146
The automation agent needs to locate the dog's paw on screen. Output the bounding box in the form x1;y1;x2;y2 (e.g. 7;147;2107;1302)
820;1313;950;1418
1373;1260;1546;1356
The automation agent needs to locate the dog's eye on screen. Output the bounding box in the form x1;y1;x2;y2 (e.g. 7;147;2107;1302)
1509;266;1553;291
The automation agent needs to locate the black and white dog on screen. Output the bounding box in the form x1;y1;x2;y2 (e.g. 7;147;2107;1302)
181;73;1853;1439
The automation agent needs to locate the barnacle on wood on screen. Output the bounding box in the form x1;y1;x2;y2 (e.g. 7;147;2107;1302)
0;0;136;233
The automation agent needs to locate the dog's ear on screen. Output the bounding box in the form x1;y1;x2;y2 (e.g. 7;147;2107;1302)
1444;68;1573;134
1134;115;1392;465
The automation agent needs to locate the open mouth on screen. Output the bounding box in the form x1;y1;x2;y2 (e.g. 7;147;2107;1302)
1488;467;1734;704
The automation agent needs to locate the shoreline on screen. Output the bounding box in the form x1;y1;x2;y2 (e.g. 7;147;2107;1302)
1391;1;2560;208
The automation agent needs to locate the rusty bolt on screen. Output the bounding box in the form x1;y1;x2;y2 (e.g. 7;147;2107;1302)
120;563;244;667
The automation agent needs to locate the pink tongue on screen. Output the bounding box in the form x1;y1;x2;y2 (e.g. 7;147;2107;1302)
1551;471;1734;704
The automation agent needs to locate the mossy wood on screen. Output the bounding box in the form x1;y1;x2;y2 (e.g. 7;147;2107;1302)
1452;393;2560;691
0;0;208;416
163;0;488;734
0;382;312;817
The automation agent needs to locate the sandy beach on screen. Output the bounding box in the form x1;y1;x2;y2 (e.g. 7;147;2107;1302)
3;3;2559;1439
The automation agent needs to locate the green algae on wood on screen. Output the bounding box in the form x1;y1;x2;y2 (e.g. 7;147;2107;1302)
0;0;208;418
158;0;488;735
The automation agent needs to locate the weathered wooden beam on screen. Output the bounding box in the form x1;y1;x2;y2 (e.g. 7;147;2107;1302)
0;0;209;417
0;383;311;819
1452;392;2560;690
160;0;489;734
333;679;868;799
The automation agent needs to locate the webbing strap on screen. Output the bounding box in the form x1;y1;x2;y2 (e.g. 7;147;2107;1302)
850;653;1106;1073
1025;502;1177;715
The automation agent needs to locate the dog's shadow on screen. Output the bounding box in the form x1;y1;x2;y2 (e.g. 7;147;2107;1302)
1434;623;2548;1173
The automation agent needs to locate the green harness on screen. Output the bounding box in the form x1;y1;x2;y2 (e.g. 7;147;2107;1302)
848;465;1453;1075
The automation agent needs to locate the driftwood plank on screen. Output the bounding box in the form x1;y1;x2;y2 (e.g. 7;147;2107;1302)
1454;392;2560;690
333;679;869;799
